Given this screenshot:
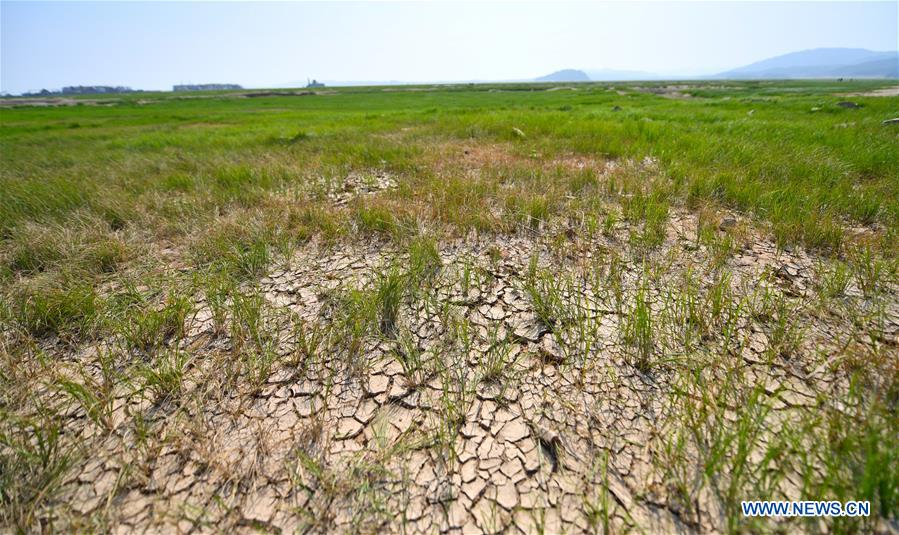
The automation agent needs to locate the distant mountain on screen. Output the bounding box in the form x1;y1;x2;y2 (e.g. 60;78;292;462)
271;47;897;89
535;69;590;82
719;48;898;79
837;57;899;78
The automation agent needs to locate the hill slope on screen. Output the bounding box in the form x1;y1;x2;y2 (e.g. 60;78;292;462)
535;69;590;82
720;48;898;79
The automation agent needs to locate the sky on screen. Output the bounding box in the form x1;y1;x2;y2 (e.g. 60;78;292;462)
1;1;897;94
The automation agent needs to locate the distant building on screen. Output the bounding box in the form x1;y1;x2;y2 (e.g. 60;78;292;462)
306;79;325;88
173;84;243;92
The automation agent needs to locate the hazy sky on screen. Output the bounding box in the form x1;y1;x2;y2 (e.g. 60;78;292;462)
1;1;897;93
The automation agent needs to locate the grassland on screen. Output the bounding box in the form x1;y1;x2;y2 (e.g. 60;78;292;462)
1;80;898;533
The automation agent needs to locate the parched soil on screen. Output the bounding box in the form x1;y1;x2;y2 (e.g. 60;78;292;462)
11;200;897;533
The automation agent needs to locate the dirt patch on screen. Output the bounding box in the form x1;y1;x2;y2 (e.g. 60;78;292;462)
842;85;899;97
632;85;695;100
447;142;657;183
243;91;316;98
326;170;398;206
441;142;614;175
0;97;118;108
14;206;896;532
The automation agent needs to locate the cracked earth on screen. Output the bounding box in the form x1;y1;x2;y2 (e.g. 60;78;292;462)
11;192;897;534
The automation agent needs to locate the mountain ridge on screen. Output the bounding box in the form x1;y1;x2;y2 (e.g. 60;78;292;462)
535;69;590;82
717;48;897;79
532;47;898;82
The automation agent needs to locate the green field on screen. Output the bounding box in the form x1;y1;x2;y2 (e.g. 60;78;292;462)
3;81;899;251
2;80;898;533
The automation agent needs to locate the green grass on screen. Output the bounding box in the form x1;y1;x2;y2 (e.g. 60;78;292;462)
136;349;192;402
229;290;282;389
118;292;191;353
478;323;516;383
10;278;101;340
623;282;655;373
2;80;897;259
0;410;75;528
523;256;568;331
375;268;404;337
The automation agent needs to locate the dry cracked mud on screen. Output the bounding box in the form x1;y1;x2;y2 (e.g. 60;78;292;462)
4;174;897;534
